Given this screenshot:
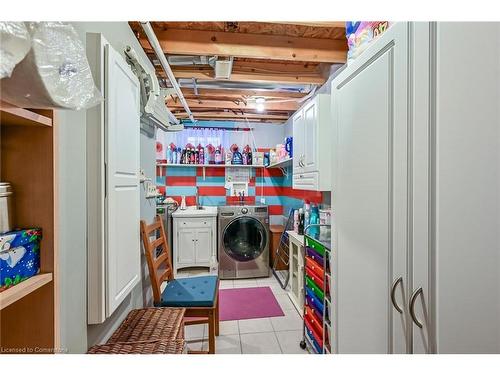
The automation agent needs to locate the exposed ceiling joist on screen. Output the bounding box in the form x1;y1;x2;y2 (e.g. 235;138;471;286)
181;111;289;121
139;29;347;63
157;67;326;85
268;21;346;28
179;88;307;99
167;97;299;112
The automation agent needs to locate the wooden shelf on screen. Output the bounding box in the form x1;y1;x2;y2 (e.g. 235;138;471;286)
0;273;53;310
0;101;53;127
157;163;264;168
267;157;293;169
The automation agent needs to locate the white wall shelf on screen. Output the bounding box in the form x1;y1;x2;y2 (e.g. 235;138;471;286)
267;158;293;169
156;163;264;168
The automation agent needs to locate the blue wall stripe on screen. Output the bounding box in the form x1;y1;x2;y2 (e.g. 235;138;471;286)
166;186;197;196
199;196;227;206
255;176;286;186
156;176;166;185
195;176;226;186
165;167;197;177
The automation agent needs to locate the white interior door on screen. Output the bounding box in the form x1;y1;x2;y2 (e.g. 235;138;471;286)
105;44;141;316
332;22;409;354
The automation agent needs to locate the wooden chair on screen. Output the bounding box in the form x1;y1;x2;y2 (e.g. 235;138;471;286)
140;215;219;354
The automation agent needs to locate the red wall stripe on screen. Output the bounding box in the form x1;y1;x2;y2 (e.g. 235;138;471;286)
165;176;197;186
283;187;323;203
261;186;287;196
167;196;197;206
226;196;256;205
196;167;226;177
262;168;284;177
268;205;284;215
198;186;227;196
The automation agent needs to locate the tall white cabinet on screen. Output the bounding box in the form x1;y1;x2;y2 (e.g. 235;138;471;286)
86;33;141;324
331;22;500;354
331;22;410;354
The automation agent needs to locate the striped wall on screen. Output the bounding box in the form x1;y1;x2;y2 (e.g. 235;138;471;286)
156;164;323;224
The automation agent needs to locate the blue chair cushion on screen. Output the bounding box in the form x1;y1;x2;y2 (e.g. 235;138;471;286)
159;275;218;308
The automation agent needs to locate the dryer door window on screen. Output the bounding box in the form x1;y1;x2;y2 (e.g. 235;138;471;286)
223;217;267;262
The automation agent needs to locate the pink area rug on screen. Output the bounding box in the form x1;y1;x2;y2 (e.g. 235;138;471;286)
219;286;285;321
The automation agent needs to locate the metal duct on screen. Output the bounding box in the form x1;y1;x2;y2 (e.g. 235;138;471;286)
177;78;313;93
140;22;195;123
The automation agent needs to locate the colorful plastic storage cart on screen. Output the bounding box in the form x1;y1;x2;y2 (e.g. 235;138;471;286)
300;225;332;354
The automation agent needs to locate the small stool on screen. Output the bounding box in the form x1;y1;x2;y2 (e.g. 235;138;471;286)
87;307;186;354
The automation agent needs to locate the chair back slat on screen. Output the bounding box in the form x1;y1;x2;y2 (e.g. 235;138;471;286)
140;215;174;304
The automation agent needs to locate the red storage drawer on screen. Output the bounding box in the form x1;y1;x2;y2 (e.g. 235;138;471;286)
305;319;323;349
305;305;324;338
306;267;325;290
306;257;324;278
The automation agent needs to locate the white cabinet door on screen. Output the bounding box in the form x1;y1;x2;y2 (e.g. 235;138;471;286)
431;22;500;354
177;228;196;265
292;110;305;173
332;22;409;354
104;44;141;316
195;227;212;264
303;99;318;173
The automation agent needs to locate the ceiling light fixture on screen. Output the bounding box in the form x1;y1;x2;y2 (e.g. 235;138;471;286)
255;97;266;112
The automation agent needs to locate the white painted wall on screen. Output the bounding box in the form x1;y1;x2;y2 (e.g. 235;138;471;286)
58;22;156;353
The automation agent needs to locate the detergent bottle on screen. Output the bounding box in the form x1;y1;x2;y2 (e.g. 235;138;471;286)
309;204;320;238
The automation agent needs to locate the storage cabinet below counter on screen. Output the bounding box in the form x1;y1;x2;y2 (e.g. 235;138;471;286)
292;93;332;191
172;207;218;276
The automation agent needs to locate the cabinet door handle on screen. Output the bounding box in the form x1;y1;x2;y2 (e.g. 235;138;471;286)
409;287;424;328
390;276;403;314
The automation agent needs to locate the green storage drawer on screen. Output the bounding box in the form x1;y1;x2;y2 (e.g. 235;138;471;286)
306;275;324;300
305;236;326;256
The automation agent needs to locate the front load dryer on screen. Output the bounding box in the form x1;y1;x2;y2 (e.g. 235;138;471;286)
218;205;270;279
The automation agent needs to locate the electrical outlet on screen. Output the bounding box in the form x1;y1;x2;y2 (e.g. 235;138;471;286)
145;182;158;199
260;197;266;204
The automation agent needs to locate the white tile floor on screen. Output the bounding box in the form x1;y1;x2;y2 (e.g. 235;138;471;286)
178;269;308;354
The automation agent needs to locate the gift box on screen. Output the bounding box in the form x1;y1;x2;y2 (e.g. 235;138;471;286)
0;228;42;290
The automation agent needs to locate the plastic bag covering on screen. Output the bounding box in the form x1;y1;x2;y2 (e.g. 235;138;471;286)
0;22;102;110
0;22;31;79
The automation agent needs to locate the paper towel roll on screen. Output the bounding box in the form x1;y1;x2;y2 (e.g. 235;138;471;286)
1;22;101;110
0;22;31;79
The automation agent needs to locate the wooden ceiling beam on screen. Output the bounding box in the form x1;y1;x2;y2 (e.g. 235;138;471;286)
158;68;325;85
140;28;347;63
167;97;299;111
267;21;346;28
181;111;289;121
179;88;308;99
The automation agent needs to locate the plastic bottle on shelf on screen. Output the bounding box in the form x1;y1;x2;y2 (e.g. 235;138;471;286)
298;208;305;235
180;148;186;164
198;144;205;165
176;147;181;164
166;148;172;164
214;146;222;164
309;203;320;238
190;148;196;164
303;200;311;231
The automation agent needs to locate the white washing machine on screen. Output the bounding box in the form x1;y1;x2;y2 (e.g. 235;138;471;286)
218;205;270;279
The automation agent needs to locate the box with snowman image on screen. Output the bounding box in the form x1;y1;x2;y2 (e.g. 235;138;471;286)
0;228;42;291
